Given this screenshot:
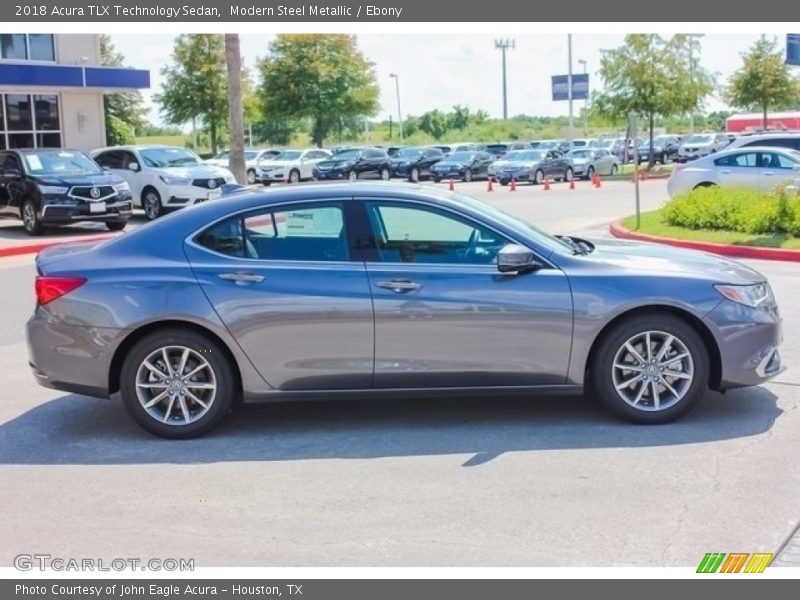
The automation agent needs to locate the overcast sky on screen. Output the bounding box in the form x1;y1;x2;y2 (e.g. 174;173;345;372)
110;33;784;126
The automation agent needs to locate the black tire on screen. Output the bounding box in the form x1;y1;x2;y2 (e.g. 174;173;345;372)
246;169;257;185
106;220;127;232
590;312;709;424
21;199;44;236
499;181;508;187
463;168;473;183
586;166;595;181
120;329;235;439
288;169;301;184
263;181;272;186
432;177;441;183
693;182;718;190
564;167;574;182
380;167;390;181
142;187;163;221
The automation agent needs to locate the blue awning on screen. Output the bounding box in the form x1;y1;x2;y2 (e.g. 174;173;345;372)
0;63;149;90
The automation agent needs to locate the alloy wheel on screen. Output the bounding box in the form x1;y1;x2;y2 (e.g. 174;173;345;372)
23;202;37;233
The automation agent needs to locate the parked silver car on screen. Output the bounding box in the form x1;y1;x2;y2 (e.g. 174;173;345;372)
566;148;620;180
676;133;731;163
27;183;784;438
667;146;800;198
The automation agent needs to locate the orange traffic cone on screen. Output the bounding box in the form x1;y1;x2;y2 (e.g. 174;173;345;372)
594;173;602;188
487;177;494;192
543;177;551;191
509;177;517;192
569;174;575;190
449;178;455;191
641;169;648;181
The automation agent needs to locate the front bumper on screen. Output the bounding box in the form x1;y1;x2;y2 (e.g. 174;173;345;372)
704;298;785;390
258;167;294;182
431;168;465;180
496;170;532;183
41;200;132;224
313;169;347;180
162;184;224;208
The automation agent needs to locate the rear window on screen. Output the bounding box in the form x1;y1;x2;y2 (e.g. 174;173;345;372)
741;137;800;151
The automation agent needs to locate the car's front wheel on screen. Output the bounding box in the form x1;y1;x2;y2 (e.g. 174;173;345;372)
21;199;44;236
590;313;709;424
142;187;163;221
120;329;235;439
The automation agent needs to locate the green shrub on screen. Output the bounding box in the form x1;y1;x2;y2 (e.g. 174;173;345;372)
105;115;135;146
662;185;798;235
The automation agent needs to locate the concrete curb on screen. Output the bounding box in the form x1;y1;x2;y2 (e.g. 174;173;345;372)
610;220;800;263
0;235;114;259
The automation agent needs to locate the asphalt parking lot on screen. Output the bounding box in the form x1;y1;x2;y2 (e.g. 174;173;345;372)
1;179;798;567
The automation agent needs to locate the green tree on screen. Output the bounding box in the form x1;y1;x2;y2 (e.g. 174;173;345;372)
157;34;228;154
726;36;800;129
592;34;714;167
449;105;471;130
99;35;146;143
257;34;379;147
419;109;449;140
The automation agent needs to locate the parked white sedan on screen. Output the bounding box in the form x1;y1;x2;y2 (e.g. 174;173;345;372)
257;148;332;184
92;145;236;220
667;146;800;198
205;148;282;184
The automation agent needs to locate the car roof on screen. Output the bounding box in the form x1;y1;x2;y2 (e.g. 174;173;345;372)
8;147;84;154
718;145;800;154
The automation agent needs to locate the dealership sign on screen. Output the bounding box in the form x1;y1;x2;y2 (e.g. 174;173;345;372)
551;73;589;101
788;34;800;66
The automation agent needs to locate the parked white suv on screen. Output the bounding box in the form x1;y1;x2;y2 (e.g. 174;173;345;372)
92;145;235;220
205;148;282;184
676;133;731;162
257;148;332;184
724;132;800;153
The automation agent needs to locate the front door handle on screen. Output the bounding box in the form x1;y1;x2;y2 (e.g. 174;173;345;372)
376;279;422;293
218;272;265;284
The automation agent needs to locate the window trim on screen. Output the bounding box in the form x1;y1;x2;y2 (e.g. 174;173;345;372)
0;92;62;150
187;198;359;264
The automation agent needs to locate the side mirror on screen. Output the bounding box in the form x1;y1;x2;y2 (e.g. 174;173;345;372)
128;162;140;172
2;169;21;179
497;244;541;274
101;165;110;171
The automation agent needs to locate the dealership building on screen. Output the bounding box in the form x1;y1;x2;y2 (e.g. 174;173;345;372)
0;33;149;152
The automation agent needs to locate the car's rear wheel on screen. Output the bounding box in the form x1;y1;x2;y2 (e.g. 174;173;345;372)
534;170;544;185
142;187;163;221
120;329;235;439
106;220;127;231
590;313;708;424
246;169;257;185
463;168;473;183
380;167;390;181
21;199;44;236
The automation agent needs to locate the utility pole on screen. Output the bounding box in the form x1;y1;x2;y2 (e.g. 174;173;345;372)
578;58;588;135
495;38;515;119
390;73;403;143
687;34;705;134
225;34;246;184
567;34;574;148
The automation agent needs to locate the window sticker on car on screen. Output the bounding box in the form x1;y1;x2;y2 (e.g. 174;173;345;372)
25;155;43;171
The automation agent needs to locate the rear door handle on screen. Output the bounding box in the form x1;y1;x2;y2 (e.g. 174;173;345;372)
218;272;265;284
376;279;422;293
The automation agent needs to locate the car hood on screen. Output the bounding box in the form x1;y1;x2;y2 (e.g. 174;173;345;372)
569;157;590;164
434;160;470;168
583;237;765;284
493;160;540;169
204;159;228;167
316;158;356;168
152;165;232;178
32;172;123;186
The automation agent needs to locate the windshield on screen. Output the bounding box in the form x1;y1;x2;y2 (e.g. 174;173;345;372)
23;150;101;176
398;148;423;159
569;150;593;158
452;193;575;254
505;150;544;161
275;150;302;161
140;147;200;168
333;149;361;160
685;135;712;144
447;151;475;161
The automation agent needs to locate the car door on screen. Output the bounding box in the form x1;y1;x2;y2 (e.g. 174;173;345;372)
94;149;143;205
0;152;16;215
359;198;573;388
185;199;375;390
713;151;760;188
758;151;798;190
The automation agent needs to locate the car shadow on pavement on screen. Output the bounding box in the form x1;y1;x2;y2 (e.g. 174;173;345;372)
0;386;783;467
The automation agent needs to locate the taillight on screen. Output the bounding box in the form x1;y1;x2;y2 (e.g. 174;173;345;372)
35;276;86;305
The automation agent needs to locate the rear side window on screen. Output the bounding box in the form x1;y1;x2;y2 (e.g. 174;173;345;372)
714;153;758;168
742;137;800;151
196;203;348;261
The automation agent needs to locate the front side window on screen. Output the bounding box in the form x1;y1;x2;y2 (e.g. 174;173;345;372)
715;153;757;168
366;202;510;265
196;203;348;262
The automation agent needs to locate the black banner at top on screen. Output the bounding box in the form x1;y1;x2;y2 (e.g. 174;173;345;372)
2;0;798;22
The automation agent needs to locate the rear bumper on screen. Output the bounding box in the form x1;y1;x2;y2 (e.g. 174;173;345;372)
26;311;127;399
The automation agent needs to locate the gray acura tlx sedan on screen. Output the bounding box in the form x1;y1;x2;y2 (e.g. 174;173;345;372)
27;183;784;438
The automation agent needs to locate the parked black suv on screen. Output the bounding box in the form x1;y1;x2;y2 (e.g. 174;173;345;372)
0;148;132;236
312;147;391;182
390;146;444;181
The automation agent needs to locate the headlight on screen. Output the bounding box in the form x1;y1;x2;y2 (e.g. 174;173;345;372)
37;185;68;195
714;283;770;307
159;175;192;186
112;182;130;192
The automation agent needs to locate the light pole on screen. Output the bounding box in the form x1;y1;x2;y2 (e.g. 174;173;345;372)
567;34;574;148
494;38;515;120
389;73;403;143
578;58;588;136
687;34;705;134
